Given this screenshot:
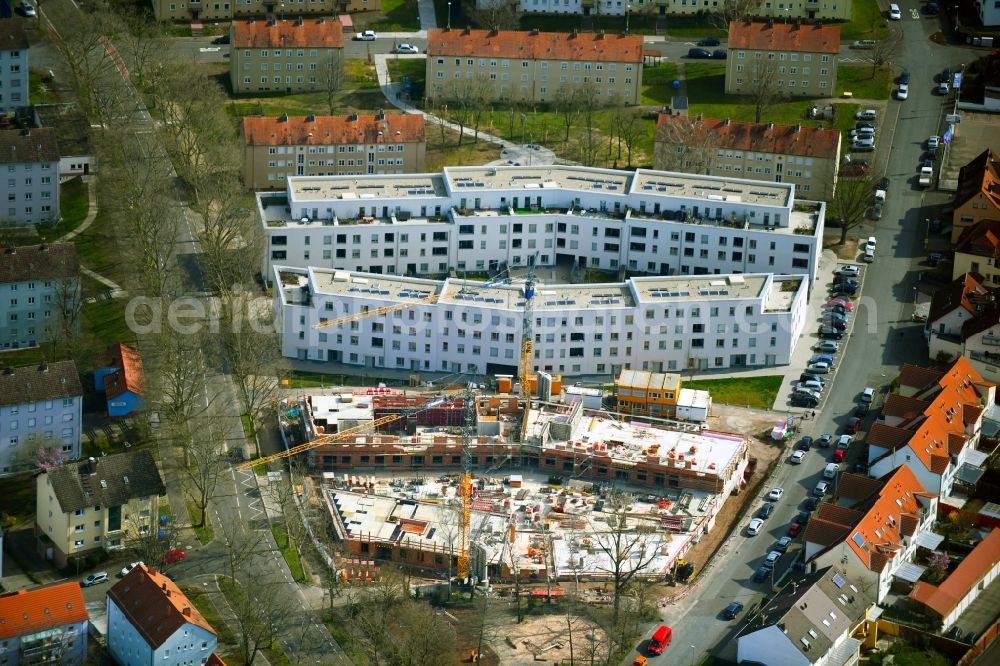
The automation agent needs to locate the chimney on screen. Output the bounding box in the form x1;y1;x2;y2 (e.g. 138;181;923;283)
463;26;471;35
21;128;30;137
295;17;304;26
161;583;167;591
723;118;730;126
39;243;47;251
794;124;801;133
39;362;48;373
767;122;774;130
183;607;192;617
305;114;315;123
2;367;12;375
278;113;288;122
348;112;358;121
376;108;385;120
87;457;97;475
530;28;539;36
598;30;605;40
571;29;578;38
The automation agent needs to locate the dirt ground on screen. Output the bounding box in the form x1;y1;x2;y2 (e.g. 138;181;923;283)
487;613;612;666
664;404;788;591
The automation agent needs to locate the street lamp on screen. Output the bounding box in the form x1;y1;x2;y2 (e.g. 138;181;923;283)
689;644;697;666
913;286;918;306
447;1;452;29
626;4;632;34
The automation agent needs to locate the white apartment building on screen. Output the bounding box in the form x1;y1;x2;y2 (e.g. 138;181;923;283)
258;166;826;284
1;243;81;351
273;267;808;375
1;128;61;226
0;20;29;113
979;0;1000;27
0;361;83;476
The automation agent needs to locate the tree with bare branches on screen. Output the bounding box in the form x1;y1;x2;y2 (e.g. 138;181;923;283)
653;115;720;174
590;491;662;627
709;1;760;31
870;29;904;77
324;50;345;115
180;413;228;528
830;173;875;245
465;0;523;30
747;60;779;124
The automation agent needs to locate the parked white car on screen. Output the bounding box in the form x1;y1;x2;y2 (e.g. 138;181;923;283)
354;30;377;41
790;450;806;464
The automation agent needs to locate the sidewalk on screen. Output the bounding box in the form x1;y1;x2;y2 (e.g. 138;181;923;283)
416;0;437;30
198;575;272;666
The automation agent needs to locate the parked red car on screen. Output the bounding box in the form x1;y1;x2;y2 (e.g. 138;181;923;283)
832;450;846;463
788;522;803;537
845;417;862;434
163;548;186;564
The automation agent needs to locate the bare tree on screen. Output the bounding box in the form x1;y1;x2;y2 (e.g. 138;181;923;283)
395;601;459;665
218;520;269;583
830;173;875;245
653;115;719;174
870;29;904;77
612;107;644;168
125;514;179;571
709;1;760;30
747;60;779;124
226;576;292;665
45;276;84;357
324;50;345;115
181;413;228;528
190;175;260;296
576;82;604;167
465;0;523;30
589;491;662;626
145;329;209;444
553;86;578;143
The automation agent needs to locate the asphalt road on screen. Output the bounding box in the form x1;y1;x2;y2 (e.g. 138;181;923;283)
623;5;985;664
170;35;430;63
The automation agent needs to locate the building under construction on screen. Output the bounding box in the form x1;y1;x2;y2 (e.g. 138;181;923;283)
300;388;749;582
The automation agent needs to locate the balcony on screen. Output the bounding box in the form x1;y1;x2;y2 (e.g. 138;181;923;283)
981;333;1000;347
969;351;1000;368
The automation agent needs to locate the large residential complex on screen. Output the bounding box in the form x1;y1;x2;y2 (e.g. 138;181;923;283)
0;582;89;665
497;0;851;21
655;115;842;200
108;565;219;666
229;18;344;95
242;112;426;189
0;128;61;226
0;20;28;113
257;166;826;283
0;361;82;476
725;21;840;97
153;0;377;23
0;243;81;351
35;451;166;567
274;267;808;374
951;149;1000;244
425;28;643;105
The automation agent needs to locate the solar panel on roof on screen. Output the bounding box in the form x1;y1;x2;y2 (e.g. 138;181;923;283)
832;573;846;588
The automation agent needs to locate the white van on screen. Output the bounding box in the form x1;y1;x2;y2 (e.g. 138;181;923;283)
824;463;839;479
889;3;901;19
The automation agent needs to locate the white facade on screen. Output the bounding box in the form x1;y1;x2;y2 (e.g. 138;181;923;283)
107;597;217;666
0;31;28;112
259;166;825;287
274;267;808;376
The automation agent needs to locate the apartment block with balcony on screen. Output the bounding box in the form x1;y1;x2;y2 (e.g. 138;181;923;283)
242;112;426;189
1;128;61;226
257;165;826;285
425;28;643;106
0;20;29;113
725;21;840;98
229;17;344;95
274;266;808;376
0;361;82;476
655;114;842;200
153;0;377;23
35;451;165;567
0;582;89;665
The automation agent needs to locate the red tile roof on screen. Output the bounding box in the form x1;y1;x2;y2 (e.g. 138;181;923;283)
232;18;344;49
927;273;988;325
727;21;840;55
104;343;144;400
656;114;840;160
243;113;425;147
843;466;932;573
426;28;643;64
909;528;1000;617
881;395;931;423
897;365;946;393
954;149;1000;215
954;219;1000;259
108;565;215;649
0;582;88;639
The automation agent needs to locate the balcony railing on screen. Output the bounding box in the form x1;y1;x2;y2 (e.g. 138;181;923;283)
969;351;1000;368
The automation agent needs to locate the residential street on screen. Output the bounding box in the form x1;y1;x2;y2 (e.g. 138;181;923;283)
624;5;987;663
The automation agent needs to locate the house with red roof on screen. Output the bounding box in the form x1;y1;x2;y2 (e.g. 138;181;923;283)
425;28;643;105
802;466;939;603
654;114;842;200
867;357;995;509
229;18;344;95
107;565;218;666
241;112;426;189
908;528;1000;630
0;582;89;664
725;21;840;98
950;149;1000;244
94;343;145;417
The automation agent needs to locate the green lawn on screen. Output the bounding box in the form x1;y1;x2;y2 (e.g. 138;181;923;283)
642;62;680;106
272;524;306;581
29;70;60;104
683;375;783;410
386;57;426;101
344;59;379;90
368;0;422;31
836;65;892;100
37;177;90;243
838;0;891;41
684;63;861;131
